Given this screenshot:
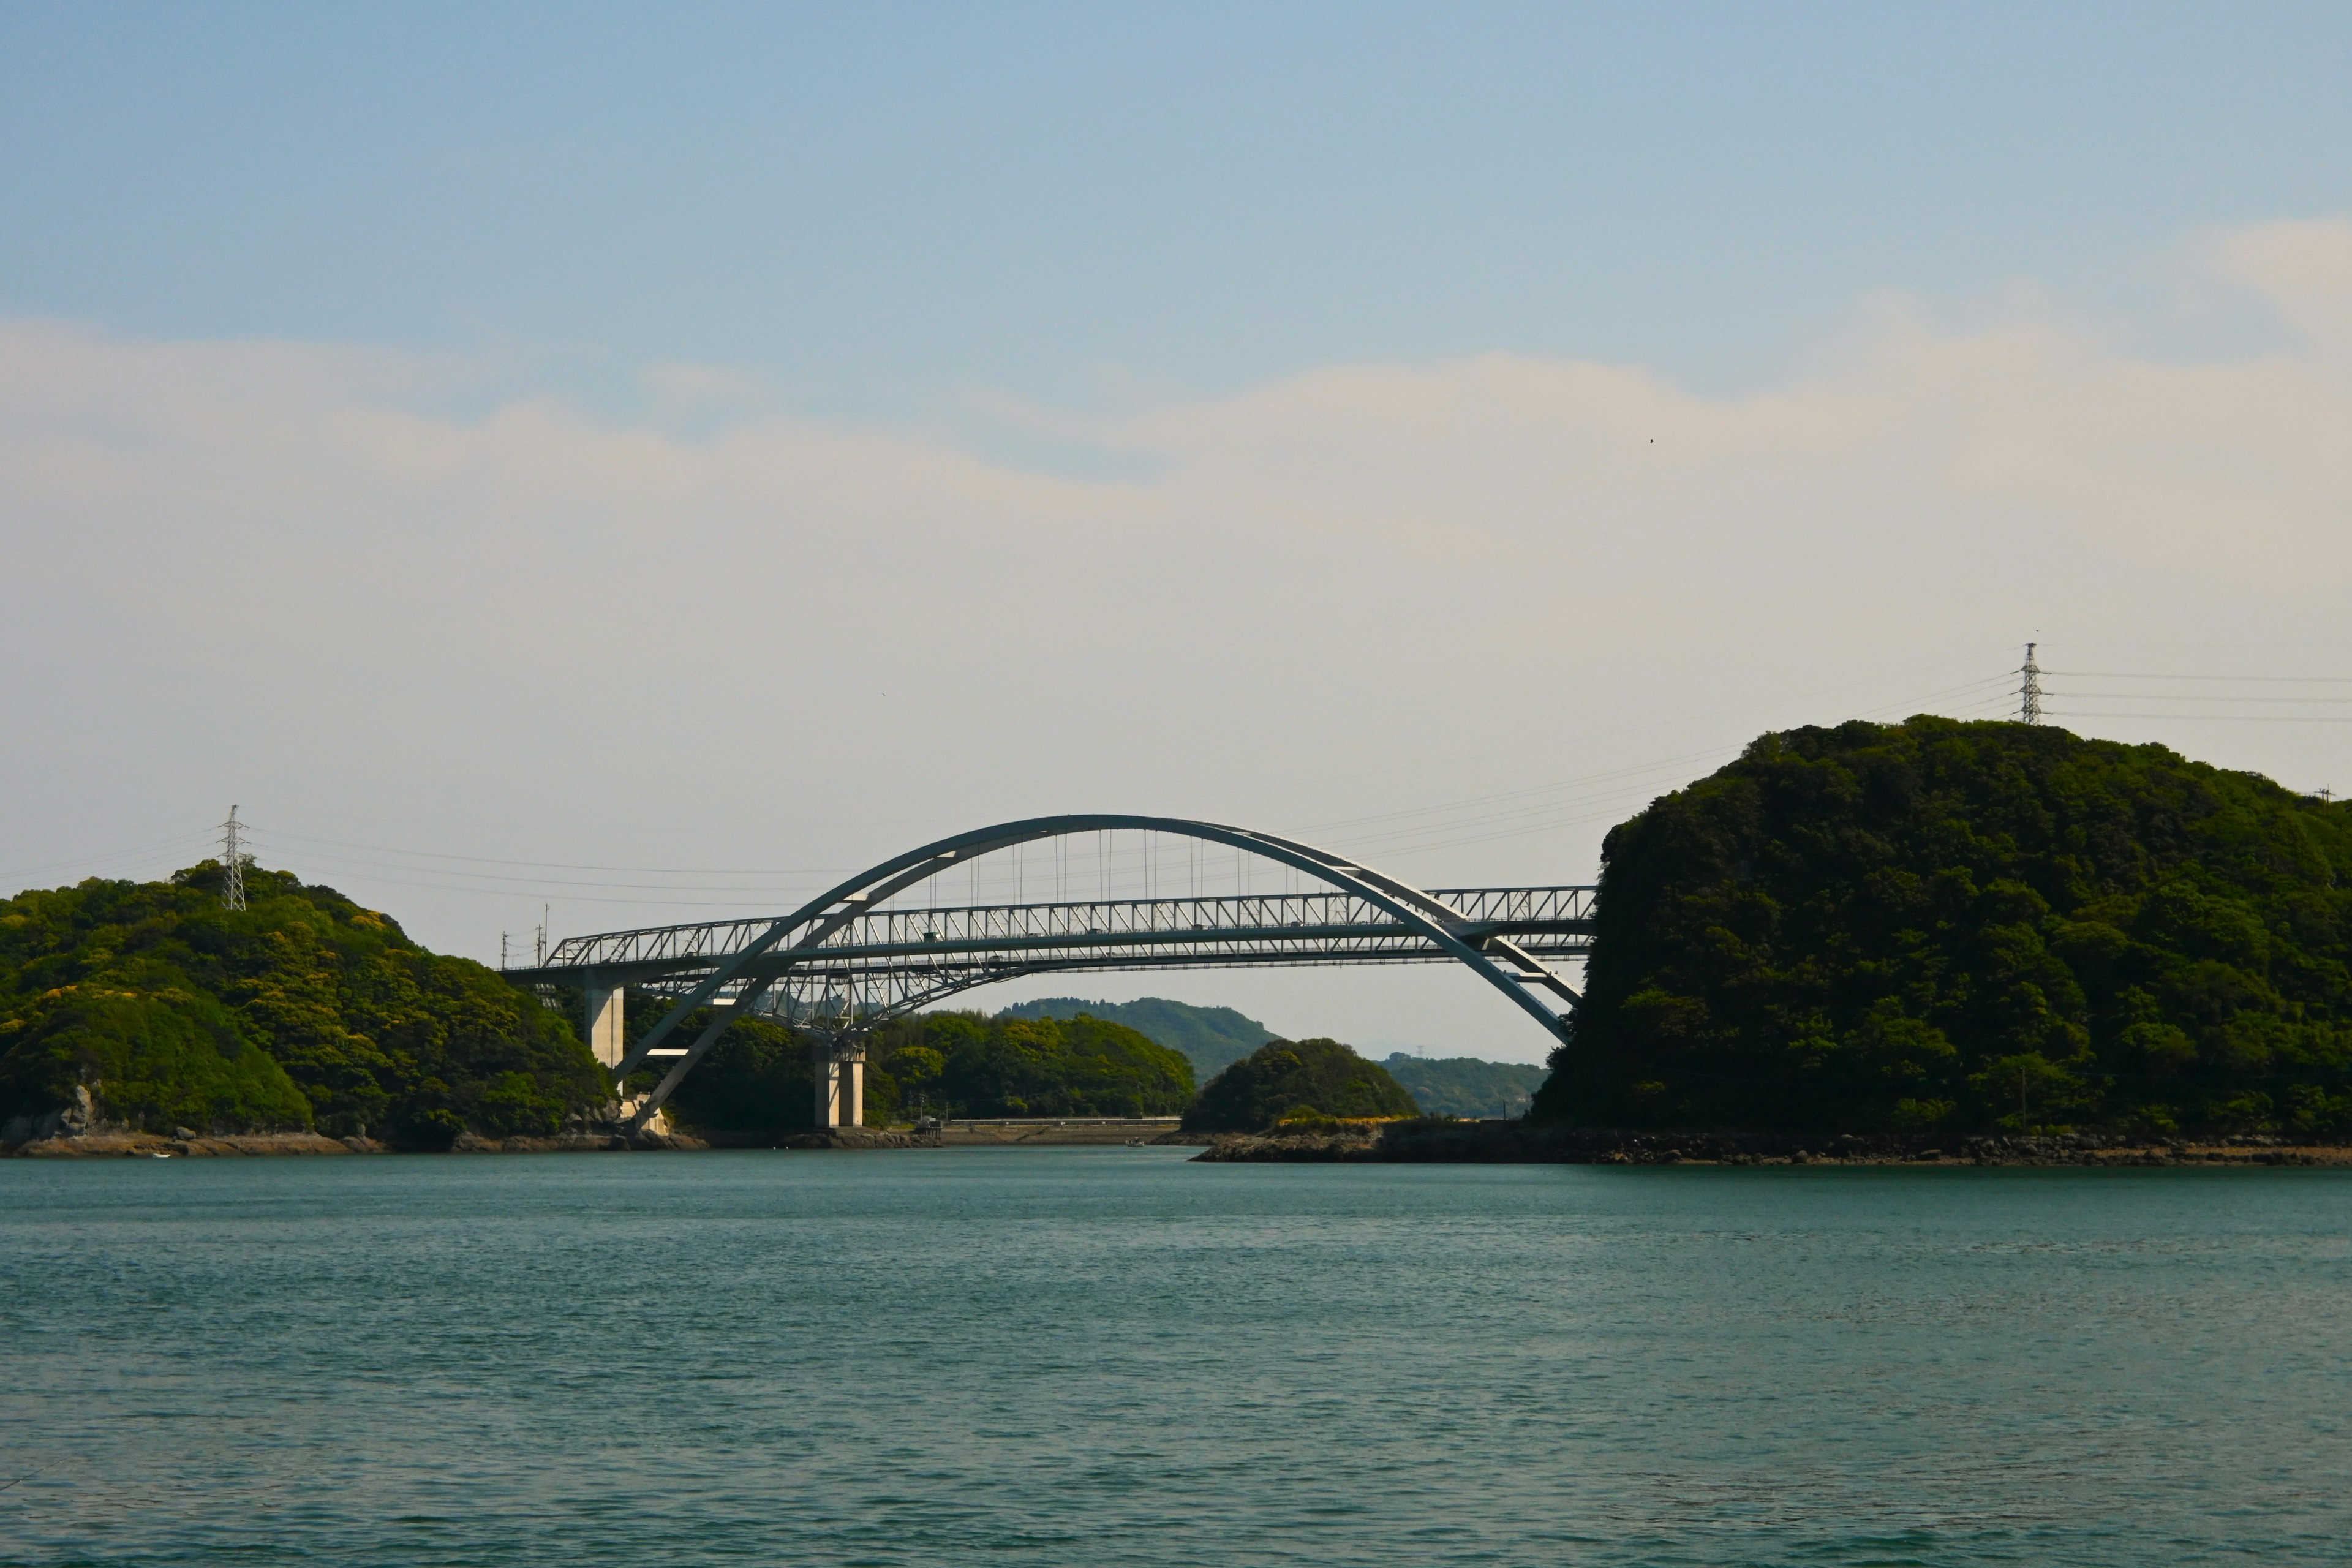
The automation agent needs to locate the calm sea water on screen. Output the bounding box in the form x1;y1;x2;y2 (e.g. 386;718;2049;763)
2;1150;2348;1567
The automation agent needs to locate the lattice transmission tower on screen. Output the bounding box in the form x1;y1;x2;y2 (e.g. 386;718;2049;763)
219;805;251;910
2019;643;2043;726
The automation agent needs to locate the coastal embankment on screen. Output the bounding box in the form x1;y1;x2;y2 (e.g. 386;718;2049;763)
938;1117;1202;1147
690;1118;1202;1150
1193;1120;2352;1167
7;1118;1208;1156
19;1118;2348;1163
6;1127;654;1157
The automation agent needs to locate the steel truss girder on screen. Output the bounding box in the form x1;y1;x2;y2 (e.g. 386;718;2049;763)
507;815;1591;1126
537;884;1595;978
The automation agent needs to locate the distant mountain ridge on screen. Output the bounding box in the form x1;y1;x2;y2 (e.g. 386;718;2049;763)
992;995;1542;1117
1382;1055;1546;1118
995;997;1274;1079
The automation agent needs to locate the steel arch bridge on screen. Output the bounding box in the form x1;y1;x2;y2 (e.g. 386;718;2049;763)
503;815;1594;1130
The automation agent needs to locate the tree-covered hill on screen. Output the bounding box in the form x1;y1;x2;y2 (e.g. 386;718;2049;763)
1382;1054;1546;1118
881;1010;1196;1118
1184;1039;1418;1131
656;1005;1197;1131
1530;718;2352;1139
998;999;1545;1117
0;862;606;1147
994;995;1273;1079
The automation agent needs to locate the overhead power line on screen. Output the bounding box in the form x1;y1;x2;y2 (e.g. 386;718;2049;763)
2054;692;2352;705
1;661;2147;924
249;823;856;877
2049;712;2352;725
243;842;845;895
2045;670;2352;684
241;858;799;910
0;831;218;887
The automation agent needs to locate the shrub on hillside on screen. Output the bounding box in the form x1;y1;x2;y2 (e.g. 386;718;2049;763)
655;1009;901;1133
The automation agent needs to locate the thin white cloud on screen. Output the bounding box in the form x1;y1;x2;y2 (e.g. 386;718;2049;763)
2;221;2347;1057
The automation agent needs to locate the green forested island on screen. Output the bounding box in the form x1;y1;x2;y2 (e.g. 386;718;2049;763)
1532;718;2352;1140
0;863;1393;1147
1183;1038;1418;1131
997;998;1543;1114
660;1005;1197;1133
0;864;603;1146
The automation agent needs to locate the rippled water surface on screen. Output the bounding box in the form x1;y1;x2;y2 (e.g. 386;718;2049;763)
3;1149;2350;1566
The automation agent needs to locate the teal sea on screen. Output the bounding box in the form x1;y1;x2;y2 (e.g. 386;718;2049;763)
2;1150;2348;1566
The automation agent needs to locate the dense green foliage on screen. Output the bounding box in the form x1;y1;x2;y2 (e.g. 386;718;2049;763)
0;862;608;1146
995;995;1273;1079
666;992;1519;1130
662;1004;1193;1129
650;1003;901;1134
1;986;312;1135
1382;1054;1546;1118
1531;718;2352;1139
1183;1038;1419;1131
876;1010;1194;1118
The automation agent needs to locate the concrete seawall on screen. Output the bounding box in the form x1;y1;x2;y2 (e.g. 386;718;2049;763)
935;1118;1204;1147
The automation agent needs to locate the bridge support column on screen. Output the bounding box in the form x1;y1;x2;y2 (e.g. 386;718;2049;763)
813;1042;865;1128
583;982;627;1074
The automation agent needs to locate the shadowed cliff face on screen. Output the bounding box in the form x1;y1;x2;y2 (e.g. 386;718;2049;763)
1532;718;2352;1140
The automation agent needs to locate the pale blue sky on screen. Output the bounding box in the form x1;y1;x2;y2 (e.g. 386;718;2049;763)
6;2;2346;420
6;4;2351;1057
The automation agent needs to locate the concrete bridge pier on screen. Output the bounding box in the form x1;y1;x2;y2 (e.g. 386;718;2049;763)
814;1041;865;1128
582;981;628;1074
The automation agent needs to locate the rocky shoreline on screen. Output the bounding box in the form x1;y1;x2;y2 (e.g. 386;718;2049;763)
1193;1120;2352;1167
0;1125;939;1156
16;1118;2344;1166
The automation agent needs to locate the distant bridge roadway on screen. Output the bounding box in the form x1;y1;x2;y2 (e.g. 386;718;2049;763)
503;815;1594;1131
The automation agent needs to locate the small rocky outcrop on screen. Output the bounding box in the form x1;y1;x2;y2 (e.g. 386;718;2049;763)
0;1085;99;1146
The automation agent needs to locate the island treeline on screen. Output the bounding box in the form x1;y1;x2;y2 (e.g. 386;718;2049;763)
1532;718;2352;1140
1182;1038;1417;1131
657;1006;1199;1133
0;863;1436;1148
110;738;2352;1153
0;864;605;1146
